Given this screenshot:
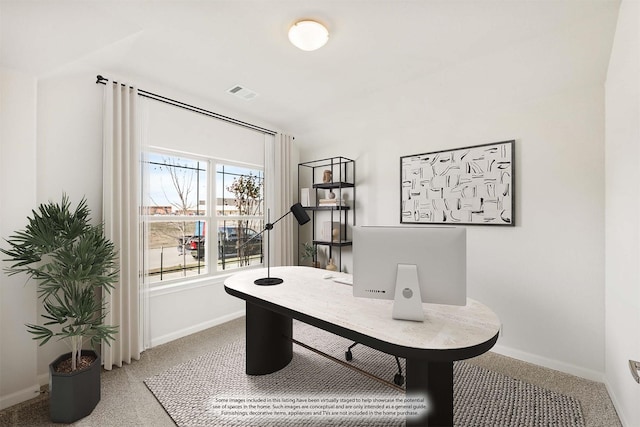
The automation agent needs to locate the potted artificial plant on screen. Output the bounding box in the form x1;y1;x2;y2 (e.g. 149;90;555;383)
1;194;118;423
301;242;320;268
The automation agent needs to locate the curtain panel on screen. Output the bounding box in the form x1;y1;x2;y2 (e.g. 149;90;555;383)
265;134;297;267
102;81;142;369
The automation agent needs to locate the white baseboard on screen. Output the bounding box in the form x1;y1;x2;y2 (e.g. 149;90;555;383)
491;343;605;383
604;379;630;427
0;383;41;411
150;310;245;348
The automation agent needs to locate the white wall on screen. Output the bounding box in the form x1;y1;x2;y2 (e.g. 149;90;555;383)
605;1;640;425
0;68;40;409
148;276;244;347
34;68;106;377
298;67;606;380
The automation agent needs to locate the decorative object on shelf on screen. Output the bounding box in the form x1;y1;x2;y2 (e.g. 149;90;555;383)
300;188;315;207
325;258;338;271
400;140;515;226
322;169;333;183
0;194;118;423
322;221;343;242
327;189;336;199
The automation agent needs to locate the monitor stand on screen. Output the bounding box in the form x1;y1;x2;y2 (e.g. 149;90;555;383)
392;264;425;322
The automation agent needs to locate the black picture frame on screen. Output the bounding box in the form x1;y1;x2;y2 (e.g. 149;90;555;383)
400;140;515;226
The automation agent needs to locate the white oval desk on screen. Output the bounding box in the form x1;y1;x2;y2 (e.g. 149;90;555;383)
225;266;500;427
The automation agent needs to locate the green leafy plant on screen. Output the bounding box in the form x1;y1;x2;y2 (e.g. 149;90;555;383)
1;194;119;371
300;242;317;264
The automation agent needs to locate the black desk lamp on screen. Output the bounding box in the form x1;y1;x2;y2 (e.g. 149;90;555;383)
253;203;310;286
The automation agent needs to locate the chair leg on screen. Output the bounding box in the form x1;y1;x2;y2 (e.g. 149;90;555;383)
345;342;358;361
394;356;405;386
344;342;405;387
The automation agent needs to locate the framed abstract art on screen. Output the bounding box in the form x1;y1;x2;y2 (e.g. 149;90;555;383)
400;140;515;226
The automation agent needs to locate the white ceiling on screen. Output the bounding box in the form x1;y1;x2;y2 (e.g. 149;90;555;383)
0;0;620;138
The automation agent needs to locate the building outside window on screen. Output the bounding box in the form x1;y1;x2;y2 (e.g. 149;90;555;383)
142;151;264;285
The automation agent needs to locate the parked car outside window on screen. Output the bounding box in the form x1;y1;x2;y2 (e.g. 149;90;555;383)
181;226;262;260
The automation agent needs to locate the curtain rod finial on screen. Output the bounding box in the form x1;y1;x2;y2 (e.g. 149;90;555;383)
96;75;106;84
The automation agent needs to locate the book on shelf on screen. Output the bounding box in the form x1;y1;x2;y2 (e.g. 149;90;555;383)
300;188;315;207
318;198;346;206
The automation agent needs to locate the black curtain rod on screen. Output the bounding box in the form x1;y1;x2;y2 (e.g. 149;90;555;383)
95;75;277;136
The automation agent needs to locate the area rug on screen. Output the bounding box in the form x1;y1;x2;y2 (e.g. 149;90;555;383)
145;322;585;427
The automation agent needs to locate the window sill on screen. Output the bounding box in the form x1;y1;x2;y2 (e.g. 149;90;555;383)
147;266;262;297
149;276;226;297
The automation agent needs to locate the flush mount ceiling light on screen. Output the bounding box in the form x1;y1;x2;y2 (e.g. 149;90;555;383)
288;20;329;51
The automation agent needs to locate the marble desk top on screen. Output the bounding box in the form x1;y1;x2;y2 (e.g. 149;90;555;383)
225;266;500;358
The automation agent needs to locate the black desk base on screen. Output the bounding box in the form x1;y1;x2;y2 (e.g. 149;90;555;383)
406;359;453;427
245;303;292;375
244;301;457;427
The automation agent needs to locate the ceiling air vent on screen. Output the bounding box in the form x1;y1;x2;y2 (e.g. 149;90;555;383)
227;85;258;101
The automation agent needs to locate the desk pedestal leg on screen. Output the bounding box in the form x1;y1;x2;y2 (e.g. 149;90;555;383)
245;302;293;375
406;359;453;427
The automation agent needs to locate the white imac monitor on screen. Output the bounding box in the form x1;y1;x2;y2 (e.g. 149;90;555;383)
352;226;467;322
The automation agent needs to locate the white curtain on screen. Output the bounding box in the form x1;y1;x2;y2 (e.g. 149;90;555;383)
102;81;142;369
265;133;298;266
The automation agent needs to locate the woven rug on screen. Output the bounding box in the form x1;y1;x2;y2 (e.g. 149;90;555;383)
145;322;585;427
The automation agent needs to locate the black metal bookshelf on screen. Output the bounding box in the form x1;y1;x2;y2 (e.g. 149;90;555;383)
298;156;356;271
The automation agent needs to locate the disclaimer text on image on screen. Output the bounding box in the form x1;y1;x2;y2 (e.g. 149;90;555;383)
209;392;430;422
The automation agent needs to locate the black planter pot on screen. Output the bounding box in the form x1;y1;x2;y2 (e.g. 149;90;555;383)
49;349;101;423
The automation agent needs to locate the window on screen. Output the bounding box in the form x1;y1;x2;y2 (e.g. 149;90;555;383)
215;164;264;272
142;151;264;285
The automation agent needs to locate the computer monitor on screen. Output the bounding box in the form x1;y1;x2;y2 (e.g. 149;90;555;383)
352;226;467;321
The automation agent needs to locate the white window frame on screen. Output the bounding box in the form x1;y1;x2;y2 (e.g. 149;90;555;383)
213;160;265;272
142;147;264;288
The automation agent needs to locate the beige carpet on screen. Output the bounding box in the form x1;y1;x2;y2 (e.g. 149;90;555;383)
0;317;620;427
145;322;585;427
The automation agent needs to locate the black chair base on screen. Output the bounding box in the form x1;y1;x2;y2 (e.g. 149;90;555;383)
345;342;405;386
